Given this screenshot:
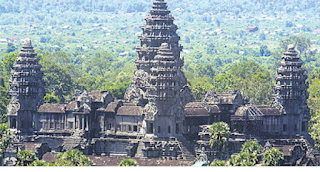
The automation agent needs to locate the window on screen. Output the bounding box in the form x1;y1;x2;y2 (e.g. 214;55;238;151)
121;125;126;131
283;124;287;132
61;123;64;130
133;126;138;132
168;126;171;134
148;123;153;134
108;123;112;130
302;122;306;132
68;122;73;129
129;125;132;132
158;126;161;133
50;122;54;129
56;123;60;129
176;123;179;134
10;118;16;129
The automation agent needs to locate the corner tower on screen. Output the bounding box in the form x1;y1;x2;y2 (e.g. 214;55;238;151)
272;45;309;135
7;39;45;133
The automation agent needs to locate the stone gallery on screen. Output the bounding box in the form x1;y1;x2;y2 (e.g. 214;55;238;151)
2;0;319;166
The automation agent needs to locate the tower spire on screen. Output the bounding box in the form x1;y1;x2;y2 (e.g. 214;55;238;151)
272;44;309;135
135;0;182;72
8;39;45;132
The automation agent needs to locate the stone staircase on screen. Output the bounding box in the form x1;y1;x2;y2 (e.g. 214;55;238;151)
177;136;196;161
134;141;145;158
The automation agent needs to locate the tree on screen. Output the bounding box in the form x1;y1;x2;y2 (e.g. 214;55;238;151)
0;123;11;163
54;159;75;166
30;160;53;166
40;56;74;102
280;36;311;55
209;122;230;151
6;43;16;53
262;148;284;166
213;61;273;105
189;76;214;100
240;141;262;155
210;160;227;166
259;33;266;41
229;152;258;166
228;141;262;166
56;149;94;166
307;73;320;150
16;150;37;166
44;92;60;104
118;158;138;166
259;45;271;56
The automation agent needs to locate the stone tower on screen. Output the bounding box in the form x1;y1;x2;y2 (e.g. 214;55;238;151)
272;44;309;135
125;0;193;137
7;39;45;133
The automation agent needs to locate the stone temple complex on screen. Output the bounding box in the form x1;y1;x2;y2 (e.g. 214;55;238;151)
2;0;319;166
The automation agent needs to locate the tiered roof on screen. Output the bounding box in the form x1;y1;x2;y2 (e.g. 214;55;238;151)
273;45;309;116
136;0;182;72
147;43;182;101
9;39;44;99
274;45;308;101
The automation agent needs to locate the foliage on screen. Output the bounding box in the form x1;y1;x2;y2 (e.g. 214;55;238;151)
280;36;311;55
210;160;227;166
208;122;230;151
307;70;320;150
213;61;273;105
6;43;16;53
53;159;75;166
44;92;60;104
118;158;138;166
240;141;263;155
228;152;258;166
16;150;37;166
39;55;74;102
30;160;53;166
0;123;11;163
262;148;284;166
56;149;94;166
189;76;214;100
0;53;18;123
228;141;262;166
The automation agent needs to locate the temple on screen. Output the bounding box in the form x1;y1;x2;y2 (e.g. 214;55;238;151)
2;0;319;166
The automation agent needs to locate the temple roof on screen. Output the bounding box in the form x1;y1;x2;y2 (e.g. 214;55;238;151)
88;91;110;103
66;101;78;111
257;106;281;116
105;101;122;113
185;107;209;117
203;91;242;105
38;104;66;114
185;102;205;108
117;106;143;116
42;152;58;163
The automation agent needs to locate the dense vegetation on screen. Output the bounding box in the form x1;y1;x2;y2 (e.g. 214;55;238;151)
118;158;139;166
0;0;320;153
210;139;284;166
16;149;93;166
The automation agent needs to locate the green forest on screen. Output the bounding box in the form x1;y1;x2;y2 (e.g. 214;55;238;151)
1;0;320;150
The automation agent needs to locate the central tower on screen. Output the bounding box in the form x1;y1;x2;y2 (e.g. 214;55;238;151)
125;0;193;138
